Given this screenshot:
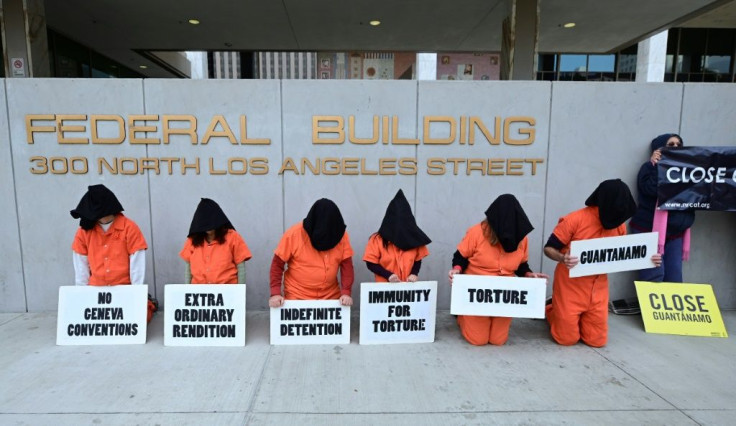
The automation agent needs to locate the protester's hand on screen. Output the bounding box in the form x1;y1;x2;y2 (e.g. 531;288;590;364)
339;295;353;306
525;271;550;284
563;252;579;269
651;253;662;267
407;274;418;282
650;149;662;165
448;268;459;285
388;274;400;283
269;295;284;308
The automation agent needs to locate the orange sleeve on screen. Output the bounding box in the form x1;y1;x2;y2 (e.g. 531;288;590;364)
179;238;193;262
274;228;294;263
415;245;429;261
617;223;627;236
552;214;577;247
71;228;88;255
125;220;148;254
341;231;354;261
457;226;478;259
362;234;382;263
231;231;253;263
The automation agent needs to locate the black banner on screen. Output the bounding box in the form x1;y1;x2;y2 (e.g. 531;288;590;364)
657;146;736;211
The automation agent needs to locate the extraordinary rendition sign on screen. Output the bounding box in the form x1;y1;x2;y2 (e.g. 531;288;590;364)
164;284;246;346
270;300;350;345
568;232;658;278
359;281;438;345
450;275;546;318
635;281;728;338
658;146;736;211
56;285;148;345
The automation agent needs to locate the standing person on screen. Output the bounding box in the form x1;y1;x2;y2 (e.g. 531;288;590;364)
363;189;431;283
544;179;662;347
448;194;547;346
70;184;156;321
630;133;693;283
179;198;252;284
269;198;354;307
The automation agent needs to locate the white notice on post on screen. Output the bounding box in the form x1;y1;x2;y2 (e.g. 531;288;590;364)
450;275;546;318
270;300;350;345
56;285;148;345
164;284;246;346
359;281;437;345
568;232;658;278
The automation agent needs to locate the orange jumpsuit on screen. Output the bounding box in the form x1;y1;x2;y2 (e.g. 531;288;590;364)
362;234;429;282
546;206;626;347
179;229;252;284
72;213;155;321
456;223;529;346
274;222;354;300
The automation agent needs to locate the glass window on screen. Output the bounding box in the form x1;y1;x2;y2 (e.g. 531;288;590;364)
588;55;615;72
559;54;587;72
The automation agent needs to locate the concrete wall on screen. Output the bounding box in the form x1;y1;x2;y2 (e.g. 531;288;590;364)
1;79;734;312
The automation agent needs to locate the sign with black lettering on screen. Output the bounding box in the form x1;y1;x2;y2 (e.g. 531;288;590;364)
164;284;246;346
569;232;658;278
450;275;545;318
635;281;728;337
56;285;148;345
359;281;437;345
658;146;736;211
270;300;350;345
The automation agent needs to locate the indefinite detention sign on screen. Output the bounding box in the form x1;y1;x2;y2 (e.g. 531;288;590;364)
164;284;246;346
569;232;657;278
56;285;148;345
450;275;546;318
270;300;350;345
359;281;437;345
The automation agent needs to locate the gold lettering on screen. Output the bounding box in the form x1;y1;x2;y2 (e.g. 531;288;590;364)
249;158;269;175
159;157;179;175
240;116;270;145
118;157;138;175
128;115;160;144
379;158;397;175
525;158;544;175
342;158;360;175
90;115;125;144
227;158;248;175
382;116;390;144
469;116;500;145
360;158;378;175
427;158;445;175
26;114;55;144
163;115;197;144
98;157;117;174
181;157;200;174
447;158;464;175
503;117;535;145
209;157;227;175
459;116;467;145
202;115;237;145
348;116;379;144
323;157;341;175
279;157;298;175
29;156;48;174
506;158;524;175
313;116;345;144
57;114;88;144
301;157;319;175
398;158;417;175
140;158;160;175
467;159;485;175
487;158;505;175
391;116;419;145
423;116;456;145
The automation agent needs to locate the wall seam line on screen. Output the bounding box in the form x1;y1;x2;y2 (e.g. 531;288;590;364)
141;79;157;297
280;79;286;234
3;79;29;312
541;81;554;277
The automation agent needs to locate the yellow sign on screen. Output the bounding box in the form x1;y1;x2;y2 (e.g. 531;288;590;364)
635;281;728;338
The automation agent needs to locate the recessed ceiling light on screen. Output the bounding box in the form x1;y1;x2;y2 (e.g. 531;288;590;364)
563;22;576;28
369;20;381;26
188;19;200;25
139;65;148;69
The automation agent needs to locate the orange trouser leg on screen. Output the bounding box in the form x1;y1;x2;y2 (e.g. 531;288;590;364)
457;315;512;346
579;301;608;347
546;302;581;346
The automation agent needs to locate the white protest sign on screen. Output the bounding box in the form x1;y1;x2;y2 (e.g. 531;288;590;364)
569;232;658;278
270;300;350;345
450;275;546;318
164;284;246;346
56;285;148;345
359;281;437;345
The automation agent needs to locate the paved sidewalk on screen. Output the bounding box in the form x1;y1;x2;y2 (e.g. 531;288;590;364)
0;311;734;425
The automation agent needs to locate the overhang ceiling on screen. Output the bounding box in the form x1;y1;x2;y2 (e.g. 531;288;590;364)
43;0;736;77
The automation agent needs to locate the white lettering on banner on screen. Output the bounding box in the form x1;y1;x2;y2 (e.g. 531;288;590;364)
164;284;246;347
450;275;545;318
270;300;350;345
56;285;148;345
665;167;735;184
359;282;438;345
569;232;658;278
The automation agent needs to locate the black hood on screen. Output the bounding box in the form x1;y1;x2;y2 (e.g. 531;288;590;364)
70;184;124;230
484;194;533;253
188;198;234;237
585;179;637;229
377;189;431;250
303;198;346;251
